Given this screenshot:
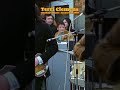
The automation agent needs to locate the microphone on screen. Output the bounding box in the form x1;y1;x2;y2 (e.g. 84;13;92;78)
46;31;83;42
46;37;58;42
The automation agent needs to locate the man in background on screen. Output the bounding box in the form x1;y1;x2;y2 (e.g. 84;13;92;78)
45;14;58;36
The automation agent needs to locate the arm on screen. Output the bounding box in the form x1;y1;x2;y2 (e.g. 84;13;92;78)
62;31;74;41
40;26;58;64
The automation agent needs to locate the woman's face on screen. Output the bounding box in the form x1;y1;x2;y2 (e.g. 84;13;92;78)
63;19;69;29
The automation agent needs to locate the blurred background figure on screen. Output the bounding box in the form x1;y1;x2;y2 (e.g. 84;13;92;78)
63;18;75;32
93;19;120;90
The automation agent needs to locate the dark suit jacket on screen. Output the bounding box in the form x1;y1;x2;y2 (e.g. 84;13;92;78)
35;20;58;64
50;24;57;36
